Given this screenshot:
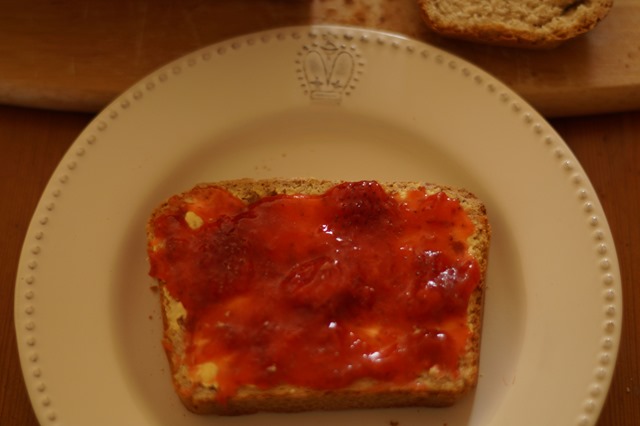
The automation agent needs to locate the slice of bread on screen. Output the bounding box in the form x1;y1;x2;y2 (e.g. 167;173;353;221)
147;179;490;415
417;0;614;48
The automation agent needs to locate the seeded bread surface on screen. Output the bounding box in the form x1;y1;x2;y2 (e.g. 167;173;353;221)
147;178;491;415
417;0;613;48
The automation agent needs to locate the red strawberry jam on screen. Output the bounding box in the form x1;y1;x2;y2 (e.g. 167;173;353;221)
148;181;480;401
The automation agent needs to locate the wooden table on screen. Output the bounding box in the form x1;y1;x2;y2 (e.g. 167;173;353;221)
1;1;639;425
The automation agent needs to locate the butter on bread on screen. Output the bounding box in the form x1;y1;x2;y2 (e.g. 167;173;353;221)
417;0;613;48
147;178;491;415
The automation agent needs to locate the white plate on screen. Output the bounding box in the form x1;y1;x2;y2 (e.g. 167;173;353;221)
15;26;621;426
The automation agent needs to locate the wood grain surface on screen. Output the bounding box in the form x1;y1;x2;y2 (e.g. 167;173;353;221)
0;0;639;117
0;105;639;425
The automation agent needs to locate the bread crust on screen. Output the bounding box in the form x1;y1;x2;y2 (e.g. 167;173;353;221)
148;178;490;415
417;0;614;48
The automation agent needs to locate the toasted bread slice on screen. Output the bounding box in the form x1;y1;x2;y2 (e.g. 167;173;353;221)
417;0;613;48
147;179;490;414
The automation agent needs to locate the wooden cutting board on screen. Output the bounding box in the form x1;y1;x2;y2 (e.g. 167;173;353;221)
0;0;638;117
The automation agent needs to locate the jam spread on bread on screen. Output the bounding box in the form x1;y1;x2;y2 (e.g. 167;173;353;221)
148;181;480;402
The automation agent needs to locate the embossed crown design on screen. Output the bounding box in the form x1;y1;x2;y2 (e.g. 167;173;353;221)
296;34;363;103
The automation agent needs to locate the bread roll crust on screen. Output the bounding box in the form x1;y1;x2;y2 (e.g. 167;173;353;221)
148;178;490;415
417;0;614;48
